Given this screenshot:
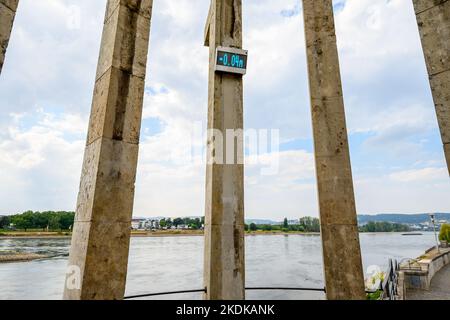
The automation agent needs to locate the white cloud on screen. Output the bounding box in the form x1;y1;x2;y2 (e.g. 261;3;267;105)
356;102;438;159
355;168;450;214
0;0;105;128
0;111;84;213
389;167;448;183
336;0;423;81
245;150;318;220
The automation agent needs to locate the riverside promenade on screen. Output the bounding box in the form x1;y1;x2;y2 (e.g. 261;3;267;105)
406;263;450;300
404;248;450;300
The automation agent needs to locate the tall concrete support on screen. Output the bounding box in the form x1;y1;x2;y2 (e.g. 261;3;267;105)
302;0;366;300
203;0;245;300
413;0;450;175
0;0;19;74
63;0;152;300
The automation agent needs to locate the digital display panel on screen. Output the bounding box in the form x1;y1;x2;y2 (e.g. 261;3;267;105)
215;47;248;75
217;51;247;69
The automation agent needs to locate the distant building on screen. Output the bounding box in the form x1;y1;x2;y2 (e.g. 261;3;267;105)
141;219;160;230
151;220;160;230
131;219;146;230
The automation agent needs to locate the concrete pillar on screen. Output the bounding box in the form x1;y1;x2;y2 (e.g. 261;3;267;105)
302;0;366;300
203;0;245;300
63;0;152;300
0;0;19;74
413;0;450;175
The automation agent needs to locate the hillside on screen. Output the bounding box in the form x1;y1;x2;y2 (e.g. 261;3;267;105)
358;213;450;225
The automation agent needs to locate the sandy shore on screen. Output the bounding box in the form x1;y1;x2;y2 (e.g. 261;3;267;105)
0;231;71;239
0;253;48;263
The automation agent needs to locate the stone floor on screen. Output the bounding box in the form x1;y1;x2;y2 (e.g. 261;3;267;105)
406;264;450;300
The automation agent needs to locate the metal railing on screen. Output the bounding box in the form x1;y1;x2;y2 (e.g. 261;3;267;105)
246;287;325;292
124;262;403;300
124;288;207;300
399;258;422;271
379;258;399;300
124;286;326;300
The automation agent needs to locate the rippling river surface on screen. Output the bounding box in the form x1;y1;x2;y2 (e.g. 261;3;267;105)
0;233;436;300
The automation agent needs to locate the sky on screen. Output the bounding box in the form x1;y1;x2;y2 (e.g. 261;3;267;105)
0;0;449;220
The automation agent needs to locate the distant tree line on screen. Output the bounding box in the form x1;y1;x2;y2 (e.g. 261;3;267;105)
359;221;410;233
0;211;75;231
0;213;416;234
245;216;321;233
244;218;412;234
159;217;204;230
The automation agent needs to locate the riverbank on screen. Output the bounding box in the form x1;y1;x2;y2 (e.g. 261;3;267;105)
0;230;321;239
0;231;71;239
0;253;48;263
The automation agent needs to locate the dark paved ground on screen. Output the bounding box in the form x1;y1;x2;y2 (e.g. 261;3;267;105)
406;263;450;300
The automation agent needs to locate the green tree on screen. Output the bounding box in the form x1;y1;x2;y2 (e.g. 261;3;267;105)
193;218;201;229
34;211;49;230
59;212;75;230
0;216;10;229
249;223;257;231
359;221;410;233
6;211;74;231
11;215;32;231
48;215;61;230
311;218;320;232
283;218;288;229
439;224;450;243
299;216;320;232
173;218;184;227
188;218;200;230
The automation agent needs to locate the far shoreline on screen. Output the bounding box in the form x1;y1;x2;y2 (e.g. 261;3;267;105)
0;230;323;239
0;230;428;240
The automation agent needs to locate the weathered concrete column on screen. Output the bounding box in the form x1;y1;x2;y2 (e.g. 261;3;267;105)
63;0;152;300
203;0;245;300
0;0;19;74
413;0;450;175
302;0;366;300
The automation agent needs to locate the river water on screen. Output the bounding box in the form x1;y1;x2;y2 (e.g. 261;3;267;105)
0;233;436;300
